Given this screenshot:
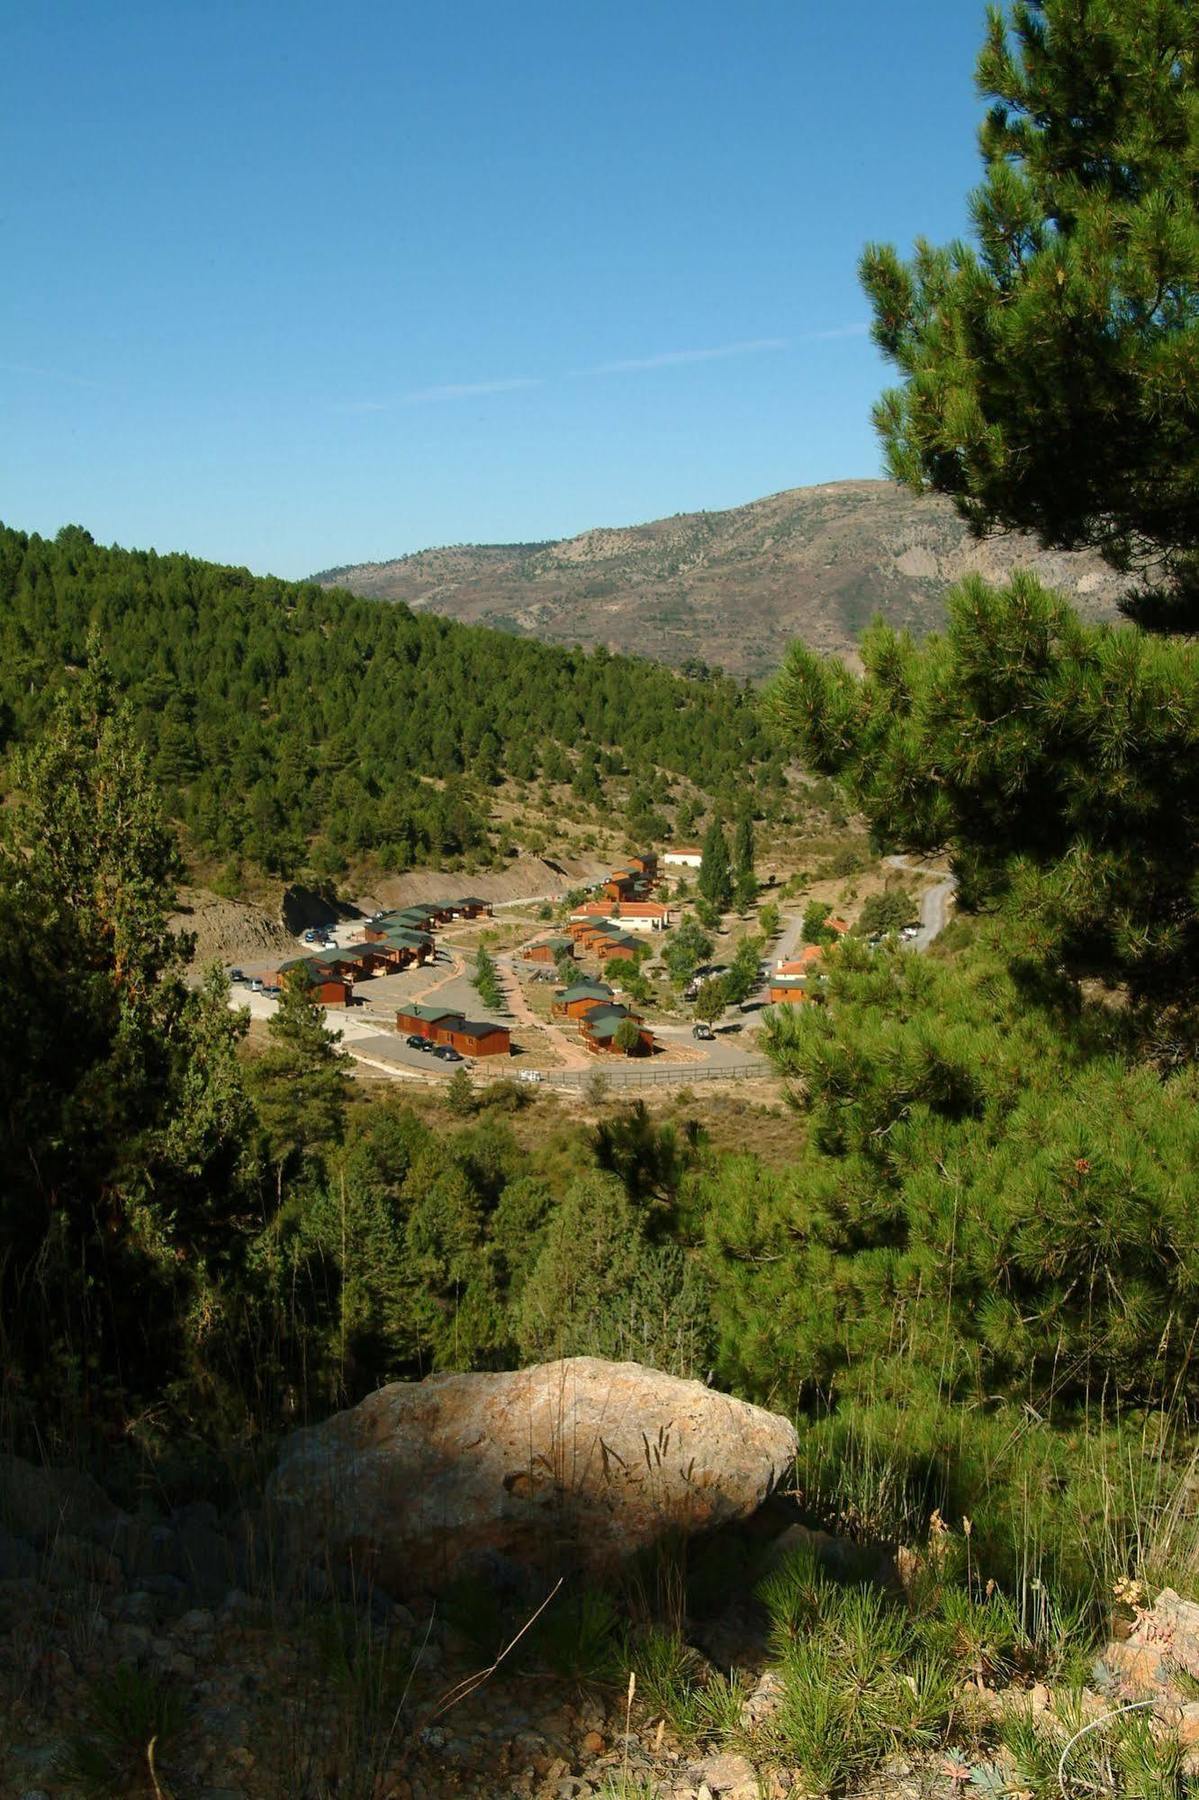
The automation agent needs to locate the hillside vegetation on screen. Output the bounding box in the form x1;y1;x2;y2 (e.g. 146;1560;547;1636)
0;523;782;884
316;478;1124;679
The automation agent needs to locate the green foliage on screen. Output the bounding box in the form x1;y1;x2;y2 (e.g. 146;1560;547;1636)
733;866;758;915
733;809;755;878
723;936;762;1007
0;650;255;1432
693;894;722;931
998;1692;1190;1799
698;819;732;910
801;901;836;946
758;1555;957;1795
860;0;1199;630
772;575;1199;1014
516;1168;710;1375
613;1016;644;1054
249;979;352;1191
528;1586;623;1683
59;1664;186;1798
758;900;780;940
692;977;728;1024
593;1101;710;1217
630;1628;710;1740
705;934;1199;1414
445;1064;475;1116
473;946;503;1010
0;525;781;876
854;889;916;937
663;916;714;988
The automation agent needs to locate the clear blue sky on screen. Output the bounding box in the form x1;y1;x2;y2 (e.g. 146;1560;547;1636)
2;0;988;578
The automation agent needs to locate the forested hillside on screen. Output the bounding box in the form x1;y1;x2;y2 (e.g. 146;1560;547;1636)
0;524;782;880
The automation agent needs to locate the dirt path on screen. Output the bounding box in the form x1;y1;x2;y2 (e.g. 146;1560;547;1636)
497;954;592;1069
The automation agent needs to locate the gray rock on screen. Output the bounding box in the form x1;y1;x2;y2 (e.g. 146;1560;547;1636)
0;1453;122;1548
269;1357;798;1595
0;1525;39;1581
700;1750;759;1796
115;1589;160;1625
112;1622;152;1660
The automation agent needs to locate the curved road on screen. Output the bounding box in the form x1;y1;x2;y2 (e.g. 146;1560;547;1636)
883;854;958;951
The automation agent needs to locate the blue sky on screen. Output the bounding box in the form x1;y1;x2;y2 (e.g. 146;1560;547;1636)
2;1;987;577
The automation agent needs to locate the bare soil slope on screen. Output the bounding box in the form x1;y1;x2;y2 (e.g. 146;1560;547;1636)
171;887;296;971
317;479;1125;680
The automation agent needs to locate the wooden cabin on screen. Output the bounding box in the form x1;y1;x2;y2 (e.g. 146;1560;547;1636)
555;982;614;1018
768;976;816;1005
395;1004;510;1057
579;1003;653;1056
523;936;575;964
275;956;351;1006
442;1019;510;1057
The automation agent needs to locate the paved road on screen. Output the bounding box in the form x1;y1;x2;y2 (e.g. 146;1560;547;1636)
884;854;958;951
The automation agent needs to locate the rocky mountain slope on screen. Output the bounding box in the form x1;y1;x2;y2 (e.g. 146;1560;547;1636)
316;479;1126;679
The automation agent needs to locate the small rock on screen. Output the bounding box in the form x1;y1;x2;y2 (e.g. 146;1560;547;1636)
112;1622;152;1660
701;1750;758;1794
581;1730;606;1755
0;1527;39;1581
115;1589;159;1624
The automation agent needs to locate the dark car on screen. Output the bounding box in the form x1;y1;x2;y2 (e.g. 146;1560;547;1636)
405;1034;426;1049
692;1022;715;1041
416;1038;437;1053
228;967;245;983
436;1046;463;1062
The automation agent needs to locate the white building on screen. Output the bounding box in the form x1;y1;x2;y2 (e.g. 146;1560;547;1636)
662;846;702;869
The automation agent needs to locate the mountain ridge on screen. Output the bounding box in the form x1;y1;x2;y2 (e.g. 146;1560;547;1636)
315;478;1125;679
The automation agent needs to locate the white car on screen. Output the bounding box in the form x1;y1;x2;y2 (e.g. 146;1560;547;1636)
518;1069;544;1084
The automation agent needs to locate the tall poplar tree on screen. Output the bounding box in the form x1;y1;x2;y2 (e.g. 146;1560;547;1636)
699;818;733;910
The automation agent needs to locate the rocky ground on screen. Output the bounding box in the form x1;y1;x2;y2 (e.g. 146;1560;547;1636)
170;887;297;971
5;1440;1199;1800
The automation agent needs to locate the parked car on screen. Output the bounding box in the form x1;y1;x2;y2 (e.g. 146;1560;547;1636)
900;924;921;941
692;1022;715;1041
518;1069;543;1084
416;1038;437;1053
228;967;245;983
436;1046;463;1062
249;978;264;992
302;929;317;944
405;1034;426;1049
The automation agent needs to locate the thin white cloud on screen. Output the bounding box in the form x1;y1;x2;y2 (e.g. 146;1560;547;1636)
334;327;870;414
797;322;870;342
335;377;541;414
590;338;789;376
403;377;542;403
0;359;109;391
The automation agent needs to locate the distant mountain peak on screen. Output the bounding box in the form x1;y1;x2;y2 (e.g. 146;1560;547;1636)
316;479;1124;679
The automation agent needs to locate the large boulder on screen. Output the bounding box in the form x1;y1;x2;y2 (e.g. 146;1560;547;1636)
268;1357;797;1594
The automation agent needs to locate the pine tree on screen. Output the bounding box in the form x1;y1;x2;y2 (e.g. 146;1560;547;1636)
446;1064;475;1116
698;819;732;910
861;0;1199;628
0;642;253;1417
693;978;728;1024
250;979;352;1200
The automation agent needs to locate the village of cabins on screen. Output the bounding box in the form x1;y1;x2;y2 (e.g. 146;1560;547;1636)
263;847;833;1060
